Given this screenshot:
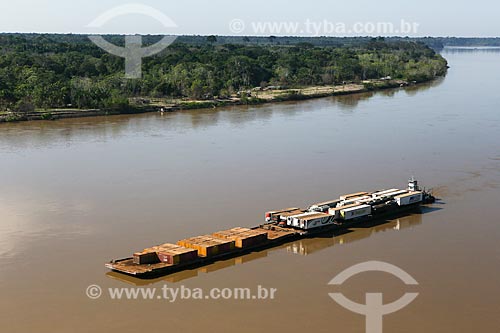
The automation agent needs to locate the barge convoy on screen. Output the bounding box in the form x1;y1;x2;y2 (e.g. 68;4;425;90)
107;178;435;278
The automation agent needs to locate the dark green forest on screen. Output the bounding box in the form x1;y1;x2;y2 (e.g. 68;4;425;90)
0;34;448;111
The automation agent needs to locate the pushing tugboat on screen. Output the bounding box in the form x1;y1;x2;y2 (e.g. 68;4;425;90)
106;178;435;279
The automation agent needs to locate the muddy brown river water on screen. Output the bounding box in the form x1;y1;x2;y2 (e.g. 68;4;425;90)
0;48;499;332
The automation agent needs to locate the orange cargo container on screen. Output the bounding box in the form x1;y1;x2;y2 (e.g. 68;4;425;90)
177;236;235;257
213;227;251;239
212;228;268;248
153;244;198;265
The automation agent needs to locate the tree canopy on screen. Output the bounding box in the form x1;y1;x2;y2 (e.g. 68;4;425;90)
0;34;448;110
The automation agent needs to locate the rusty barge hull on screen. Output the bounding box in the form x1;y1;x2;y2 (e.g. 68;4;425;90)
106;227;299;279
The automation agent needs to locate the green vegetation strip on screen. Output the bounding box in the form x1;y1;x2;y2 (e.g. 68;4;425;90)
0;34;447;120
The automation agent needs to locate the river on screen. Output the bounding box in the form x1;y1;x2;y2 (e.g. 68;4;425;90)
0;48;499;332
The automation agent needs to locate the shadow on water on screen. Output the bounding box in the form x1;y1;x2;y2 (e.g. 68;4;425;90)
106;205;442;286
0;77;445;150
403;77;446;96
326;79;445;111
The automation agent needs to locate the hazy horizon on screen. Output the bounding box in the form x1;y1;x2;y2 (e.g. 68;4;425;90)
0;32;500;39
0;0;498;37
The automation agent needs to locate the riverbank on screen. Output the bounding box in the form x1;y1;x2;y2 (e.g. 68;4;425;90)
0;79;420;123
